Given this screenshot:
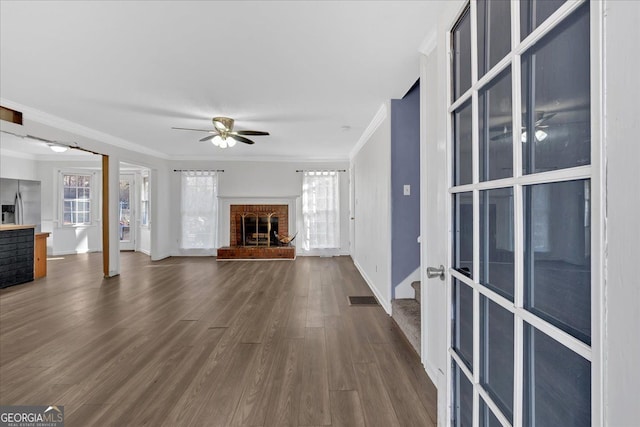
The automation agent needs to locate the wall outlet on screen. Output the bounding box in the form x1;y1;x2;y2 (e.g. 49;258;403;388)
403;185;411;196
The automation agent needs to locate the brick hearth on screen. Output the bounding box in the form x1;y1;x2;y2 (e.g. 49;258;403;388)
216;246;295;260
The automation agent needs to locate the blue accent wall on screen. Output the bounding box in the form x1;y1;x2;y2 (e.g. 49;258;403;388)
391;81;420;294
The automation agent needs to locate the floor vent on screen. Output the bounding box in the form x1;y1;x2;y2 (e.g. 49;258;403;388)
348;296;379;306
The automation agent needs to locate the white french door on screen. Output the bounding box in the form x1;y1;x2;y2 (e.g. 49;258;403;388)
434;1;601;426
119;174;135;251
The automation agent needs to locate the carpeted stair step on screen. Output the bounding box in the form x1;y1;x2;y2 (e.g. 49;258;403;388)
411;281;421;303
391;298;421;356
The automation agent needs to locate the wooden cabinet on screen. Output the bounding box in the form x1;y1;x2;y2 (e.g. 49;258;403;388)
35;232;50;279
0;225;34;288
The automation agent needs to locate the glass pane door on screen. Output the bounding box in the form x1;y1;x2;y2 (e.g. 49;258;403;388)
119;174;135;250
448;2;593;426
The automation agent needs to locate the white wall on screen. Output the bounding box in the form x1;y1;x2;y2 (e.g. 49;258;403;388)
0;152;103;255
169;160;351;257
603;1;640;425
351;104;392;313
37;159;103;255
0;152;38;180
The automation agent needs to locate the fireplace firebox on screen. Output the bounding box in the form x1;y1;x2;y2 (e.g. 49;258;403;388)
241;212;279;246
219;204;295;260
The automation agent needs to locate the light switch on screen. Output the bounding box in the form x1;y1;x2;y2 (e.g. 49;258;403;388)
403;185;411;196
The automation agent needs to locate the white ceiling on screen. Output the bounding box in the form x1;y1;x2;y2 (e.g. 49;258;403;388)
0;1;445;161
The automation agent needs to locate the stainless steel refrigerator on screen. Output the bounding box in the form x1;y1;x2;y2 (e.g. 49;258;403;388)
0;178;41;232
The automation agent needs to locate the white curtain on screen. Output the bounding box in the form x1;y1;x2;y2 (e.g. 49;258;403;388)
302;171;340;250
180;171;218;249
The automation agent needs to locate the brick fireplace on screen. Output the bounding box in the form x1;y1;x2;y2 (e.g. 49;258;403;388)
217;204;296;260
229;204;288;246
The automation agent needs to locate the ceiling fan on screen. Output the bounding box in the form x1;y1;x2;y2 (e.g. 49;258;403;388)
172;116;269;148
490;111;556;142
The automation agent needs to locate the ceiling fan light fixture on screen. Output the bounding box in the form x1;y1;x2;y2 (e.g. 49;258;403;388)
227;136;237;147
211;135;223;147
521;130;549;143
535;129;548;141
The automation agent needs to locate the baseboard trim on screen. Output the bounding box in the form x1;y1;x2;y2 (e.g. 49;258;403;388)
151;252;171;261
424;360;443;390
51;249;100;256
353;259;391;314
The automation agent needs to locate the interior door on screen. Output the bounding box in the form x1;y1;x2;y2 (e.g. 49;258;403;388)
119;174;135;251
441;2;594;426
421;45;449;426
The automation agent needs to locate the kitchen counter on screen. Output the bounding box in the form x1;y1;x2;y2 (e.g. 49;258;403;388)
0;224;36;231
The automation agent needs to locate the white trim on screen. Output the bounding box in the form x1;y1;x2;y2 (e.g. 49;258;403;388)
448;0;588;115
451;265;593;362
478;386;511;427
349;103;388;160
445;10;458;426
150;251;171;262
52;249;100;256
517;0;587;55
0;120;27;137
353;259;392;314
0;98;170;160
451;349;474;383
591;0;605;425
168;154;351;163
297;250;350;257
449;165;592;193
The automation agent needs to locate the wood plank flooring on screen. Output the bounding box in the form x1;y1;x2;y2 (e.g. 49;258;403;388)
0;253;437;426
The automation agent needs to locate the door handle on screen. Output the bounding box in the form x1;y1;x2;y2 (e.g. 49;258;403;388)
426;265;445;280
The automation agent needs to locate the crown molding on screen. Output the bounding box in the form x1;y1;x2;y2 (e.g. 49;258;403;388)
0;98;170;160
418;29;437;56
168;154;350;163
349;103;388;160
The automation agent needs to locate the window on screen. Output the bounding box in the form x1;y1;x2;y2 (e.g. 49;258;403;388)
62;173;93;226
180;171;218;249
301;171;340;250
449;1;593;426
141;175;149;227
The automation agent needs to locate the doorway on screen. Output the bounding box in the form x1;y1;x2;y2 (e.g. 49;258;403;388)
119;162;152;256
119;174;135;250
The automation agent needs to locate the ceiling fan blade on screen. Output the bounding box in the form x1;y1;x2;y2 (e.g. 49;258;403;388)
491;133;511;141
172;127;214;132
232;135;255;145
199;134;217;142
232;130;270;136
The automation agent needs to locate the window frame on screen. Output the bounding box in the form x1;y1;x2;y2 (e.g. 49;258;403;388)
301;170;341;250
140;173;150;228
58;170;97;228
445;1;604;426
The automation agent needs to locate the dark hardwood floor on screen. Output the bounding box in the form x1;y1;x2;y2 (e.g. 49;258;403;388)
0;253;437;426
